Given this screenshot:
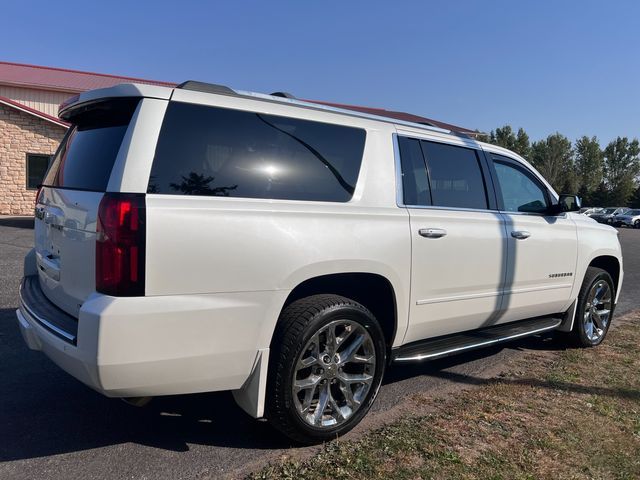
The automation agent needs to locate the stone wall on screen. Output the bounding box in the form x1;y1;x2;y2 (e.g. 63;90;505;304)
0;104;67;215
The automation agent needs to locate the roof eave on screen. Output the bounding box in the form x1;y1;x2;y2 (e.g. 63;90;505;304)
0;95;69;128
0;80;82;94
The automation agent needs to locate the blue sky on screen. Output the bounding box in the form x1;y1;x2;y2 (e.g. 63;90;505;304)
2;0;638;144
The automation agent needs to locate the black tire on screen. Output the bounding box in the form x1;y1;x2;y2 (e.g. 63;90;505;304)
266;294;386;444
635;220;640;229
571;267;615;347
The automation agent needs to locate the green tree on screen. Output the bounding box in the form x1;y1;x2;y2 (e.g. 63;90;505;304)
590;182;610;206
630;185;640;208
493;125;517;151
530;133;576;193
481;125;531;158
574;136;603;205
474;130;491;143
514;128;531;159
603;137;640;205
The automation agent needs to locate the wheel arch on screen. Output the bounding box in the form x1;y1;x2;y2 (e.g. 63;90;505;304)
234;269;404;420
559;254;622;333
280;272;399;351
588;255;621;295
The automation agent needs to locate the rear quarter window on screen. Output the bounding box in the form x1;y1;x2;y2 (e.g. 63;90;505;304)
147;102;366;202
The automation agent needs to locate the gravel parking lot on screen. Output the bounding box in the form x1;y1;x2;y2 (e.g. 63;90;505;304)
0;217;638;480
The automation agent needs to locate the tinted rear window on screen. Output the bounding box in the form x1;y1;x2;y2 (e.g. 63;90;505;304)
43;98;139;191
147;102;366;202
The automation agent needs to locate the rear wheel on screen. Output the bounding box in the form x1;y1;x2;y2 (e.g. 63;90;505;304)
266;294;386;444
634;220;640;229
571;267;615;347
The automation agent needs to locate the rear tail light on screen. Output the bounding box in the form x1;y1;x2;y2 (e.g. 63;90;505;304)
96;193;146;296
35;185;44;208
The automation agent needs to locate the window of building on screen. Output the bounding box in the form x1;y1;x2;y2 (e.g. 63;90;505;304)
26;154;51;190
148;102;367;202
420;141;488;210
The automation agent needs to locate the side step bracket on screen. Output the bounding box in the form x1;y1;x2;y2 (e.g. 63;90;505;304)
392;317;562;363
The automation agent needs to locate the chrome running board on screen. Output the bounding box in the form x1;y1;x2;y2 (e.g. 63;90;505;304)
392;316;562;363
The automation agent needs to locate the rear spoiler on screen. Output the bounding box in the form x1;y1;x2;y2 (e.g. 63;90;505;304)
58;83;173;120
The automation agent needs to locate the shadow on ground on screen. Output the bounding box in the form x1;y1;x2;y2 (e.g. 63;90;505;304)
3;304;620;462
0;217;34;229
1;305;291;461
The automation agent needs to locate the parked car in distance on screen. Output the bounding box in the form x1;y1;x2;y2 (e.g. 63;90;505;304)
580;207;603;216
17;81;624;444
613;209;640;228
589;207;630;224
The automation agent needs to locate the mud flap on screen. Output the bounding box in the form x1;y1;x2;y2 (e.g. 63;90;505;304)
557;299;577;332
232;348;269;418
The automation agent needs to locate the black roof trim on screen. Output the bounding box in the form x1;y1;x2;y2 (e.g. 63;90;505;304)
270;91;296;99
176;80;236;96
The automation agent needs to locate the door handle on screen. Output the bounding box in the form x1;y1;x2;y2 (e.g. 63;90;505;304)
511;230;531;240
419;228;447;238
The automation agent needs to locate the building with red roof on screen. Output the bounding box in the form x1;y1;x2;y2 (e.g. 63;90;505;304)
0;61;174;215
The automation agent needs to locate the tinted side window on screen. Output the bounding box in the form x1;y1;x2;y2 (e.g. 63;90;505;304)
148;102;366;202
398;136;430;206
493;158;549;213
421;141;488;209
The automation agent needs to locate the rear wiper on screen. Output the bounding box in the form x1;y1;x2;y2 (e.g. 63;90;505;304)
256;114;355;195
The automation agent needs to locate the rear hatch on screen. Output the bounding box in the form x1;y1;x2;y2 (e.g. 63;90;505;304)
35;98;140;317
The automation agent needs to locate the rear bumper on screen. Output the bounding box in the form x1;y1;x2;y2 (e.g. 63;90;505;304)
17;307;103;390
17;275;288;398
19;275;78;343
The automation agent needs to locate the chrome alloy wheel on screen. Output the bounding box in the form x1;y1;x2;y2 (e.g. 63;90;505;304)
583;280;612;342
292;319;376;428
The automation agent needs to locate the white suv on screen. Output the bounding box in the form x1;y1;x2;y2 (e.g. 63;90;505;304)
17;81;623;443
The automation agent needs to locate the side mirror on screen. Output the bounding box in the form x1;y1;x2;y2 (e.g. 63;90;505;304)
550;194;581;214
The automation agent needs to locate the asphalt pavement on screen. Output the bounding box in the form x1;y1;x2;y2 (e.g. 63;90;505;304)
0;216;638;479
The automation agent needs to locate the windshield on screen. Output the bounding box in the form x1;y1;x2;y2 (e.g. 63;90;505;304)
603;208;616;214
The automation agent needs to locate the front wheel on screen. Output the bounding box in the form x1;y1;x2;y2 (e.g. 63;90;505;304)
571;267;615;347
266;294;386;444
635;220;640;229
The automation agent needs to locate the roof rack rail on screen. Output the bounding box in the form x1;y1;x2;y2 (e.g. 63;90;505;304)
418;121;469;139
173;80;473;140
176;80;236;96
270;91;296;99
